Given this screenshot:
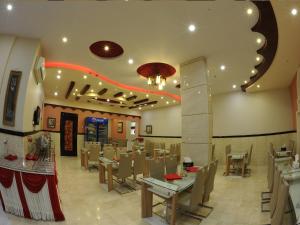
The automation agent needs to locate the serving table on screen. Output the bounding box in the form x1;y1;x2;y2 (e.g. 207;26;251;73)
0;156;64;221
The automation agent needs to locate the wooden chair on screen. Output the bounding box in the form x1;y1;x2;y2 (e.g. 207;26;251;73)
103;147;115;160
244;144;253;175
203;160;218;204
87;147;100;171
133;151;145;181
149;159;165;180
165;156;177;174
112;153;133;191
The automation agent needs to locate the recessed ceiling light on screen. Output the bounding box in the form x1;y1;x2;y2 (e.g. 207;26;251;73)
173;80;178;84
232;84;237;89
244;80;248;84
166;101;169;105
247;8;253;15
83;75;87;79
256;56;261;62
161;96;164;99
291;8;298;16
72;93;75;96
107;99;110;102
251;69;256;74
58;70;62;74
173;100;176;103
123;94;127;97
256;38;262;44
91;89;94;92
62;37;68;43
220;65;226;71
54;92;58;96
151;105;154;107
130;92;133;95
6;4;13;11
138;106;142;110
146;94;149;98
98;82;102;85
104;45;109;51
128;58;134;64
257;84;260;88
56;75;61;79
188;24;196;32
75;89;78;92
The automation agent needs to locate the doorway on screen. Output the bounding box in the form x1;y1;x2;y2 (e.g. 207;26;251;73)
60;112;78;156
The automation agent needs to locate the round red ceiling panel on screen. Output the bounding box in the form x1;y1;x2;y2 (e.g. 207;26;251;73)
89;41;124;58
137;62;176;78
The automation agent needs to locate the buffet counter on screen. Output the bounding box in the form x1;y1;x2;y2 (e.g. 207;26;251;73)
0;156;64;221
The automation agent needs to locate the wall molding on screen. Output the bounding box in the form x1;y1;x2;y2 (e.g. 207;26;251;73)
140;130;296;139
0;128;41;137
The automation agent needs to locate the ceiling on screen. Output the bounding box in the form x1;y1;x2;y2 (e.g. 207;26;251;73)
0;1;298;110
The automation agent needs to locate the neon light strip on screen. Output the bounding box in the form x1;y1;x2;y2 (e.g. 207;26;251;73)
45;61;181;102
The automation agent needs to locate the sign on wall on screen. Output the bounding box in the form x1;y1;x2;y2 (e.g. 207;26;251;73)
3;71;22;127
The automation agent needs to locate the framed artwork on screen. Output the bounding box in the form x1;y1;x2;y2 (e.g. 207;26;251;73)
117;122;123;133
3;71;22;127
146;125;152;134
47;117;56;128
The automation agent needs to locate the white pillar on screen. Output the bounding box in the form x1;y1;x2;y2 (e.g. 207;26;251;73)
180;57;212;166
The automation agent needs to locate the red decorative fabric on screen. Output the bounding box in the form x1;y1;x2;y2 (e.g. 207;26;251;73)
15;172;31;219
4;154;18;161
164;173;182;181
0;191;5;211
186;166;199;173
47;176;65;221
21;173;47;193
0;168;14;188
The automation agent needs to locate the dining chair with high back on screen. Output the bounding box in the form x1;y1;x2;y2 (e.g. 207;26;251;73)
175;143;181;164
165;156;178;174
203;160;218;204
261;153;275;212
224;144;232;175
211;144;216;162
103;147;115;161
133;151;145;181
176;166;209;221
149;159;165;180
112;153;133;192
288;140;295;156
244;144;253;175
270;165;281;217
87;147;100;171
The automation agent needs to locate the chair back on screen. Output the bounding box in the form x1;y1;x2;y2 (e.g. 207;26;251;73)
211;144;215;161
169;144;176;155
165;157;177;174
160;143;166;149
175;143;181;163
288;140;295;156
190;166;208;211
270;143;275;156
246;144;253;165
269;154;275;191
270;166;281;217
103;147;115;160
270;179;289;225
133;151;145;176
203;160;218;202
88;147;100;162
117;153;132;178
116;147;127;159
149;159;165;180
225;144;231;164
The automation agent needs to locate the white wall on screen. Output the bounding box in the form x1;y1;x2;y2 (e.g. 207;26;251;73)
140;105;181;136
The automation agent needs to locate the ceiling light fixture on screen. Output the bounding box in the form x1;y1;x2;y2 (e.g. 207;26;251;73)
137;62;176;91
72;93;75;96
104;45;110;51
173;80;178;84
257;84;260;88
247;8;253;15
83;75;87;79
107;99;110;102
54;92;58;96
151;105;154;107
256;56;261;62
161;96;164;99
146;94;149;97
220;65;226;71
58;70;62;74
291;8;298;16
251;69;256;74
62;37;68;43
128;58;134;64
75;89;78;92
188;24;196;32
123;94;127;97
6;4;13;11
98;82;102;85
256;38;262;44
166;101;169;105
56;75;61;79
232;84;237;89
130;92;133;95
244;80;248;84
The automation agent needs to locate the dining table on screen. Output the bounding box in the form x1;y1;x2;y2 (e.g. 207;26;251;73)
225;152;247;177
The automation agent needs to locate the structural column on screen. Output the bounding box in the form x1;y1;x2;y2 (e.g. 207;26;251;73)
180;57;212;166
297;68;300;155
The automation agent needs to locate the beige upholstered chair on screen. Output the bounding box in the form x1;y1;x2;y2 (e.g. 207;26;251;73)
87;147;100;170
149;159;165;180
270;165;281;217
203;160;218;203
103;147;115;160
176;166;208;221
211;144;216;161
270;179;289;225
112;153;132;182
165;156;177;174
133;151;145;180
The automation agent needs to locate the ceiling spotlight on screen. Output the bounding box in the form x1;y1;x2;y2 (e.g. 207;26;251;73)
83;75;87;79
256;38;262;44
91;89;94;93
58;70;62;74
146;94;149;97
166;101;169;105
6;4;13;11
72;93;75;96
128;58;134;64
107;99;110;102
173;100;176;103
232;84;237;89
98;82;102;85
220;65;226;71
291;8;298;16
104;45;110;51
56;75;61;79
75;89;78;92
161;96;164;99
188;24;196;32
257;84;260;88
173;80;178;84
130;92;133;95
256;56;261;62
54;92;58;96
123;94;127;97
138;107;142;110
247;8;253;15
151;105;154;107
244;80;248;84
251;69;256;74
62;37;68;43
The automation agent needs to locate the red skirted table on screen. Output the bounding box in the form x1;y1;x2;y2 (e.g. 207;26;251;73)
0;156;64;221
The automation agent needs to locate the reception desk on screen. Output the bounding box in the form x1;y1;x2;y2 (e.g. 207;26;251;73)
0;156;64;221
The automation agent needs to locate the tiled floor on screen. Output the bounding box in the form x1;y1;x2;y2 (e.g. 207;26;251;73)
4;156;270;225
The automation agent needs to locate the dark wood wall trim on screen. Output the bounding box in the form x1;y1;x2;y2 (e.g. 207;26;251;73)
140;130;296;139
241;1;278;91
0;128;41;137
44;103;141;119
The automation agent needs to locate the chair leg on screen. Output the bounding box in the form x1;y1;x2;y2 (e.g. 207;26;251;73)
261;191;271;201
181;211;204;221
198;203;213;218
261;201;270;213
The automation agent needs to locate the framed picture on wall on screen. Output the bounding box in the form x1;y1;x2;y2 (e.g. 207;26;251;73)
117;122;123;133
47;117;56;128
146;125;152;134
3;71;22;127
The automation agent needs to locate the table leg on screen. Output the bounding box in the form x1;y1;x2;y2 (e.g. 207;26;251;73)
226;156;231;176
107;164;113;192
99;162;105;184
141;183;153;218
242;157;245;177
84;151;88;169
143;160;150;178
170;193;177;225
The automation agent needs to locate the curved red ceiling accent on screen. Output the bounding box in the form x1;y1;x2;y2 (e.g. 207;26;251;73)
137;62;176;78
45;61;181;102
90;41;124;58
